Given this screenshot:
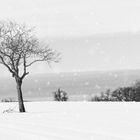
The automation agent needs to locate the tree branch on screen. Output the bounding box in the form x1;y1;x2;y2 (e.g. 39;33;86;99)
26;59;46;67
21;55;29;80
0;21;60;80
0;56;14;74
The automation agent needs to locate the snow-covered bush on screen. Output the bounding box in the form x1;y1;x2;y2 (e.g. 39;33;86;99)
53;88;68;101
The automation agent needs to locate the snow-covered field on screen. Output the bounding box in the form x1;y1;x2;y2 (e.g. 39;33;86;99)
0;102;140;140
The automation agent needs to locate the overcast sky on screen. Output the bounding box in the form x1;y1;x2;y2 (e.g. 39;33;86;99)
0;0;140;36
0;0;140;75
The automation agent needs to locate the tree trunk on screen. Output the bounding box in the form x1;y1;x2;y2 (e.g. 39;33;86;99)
15;78;25;112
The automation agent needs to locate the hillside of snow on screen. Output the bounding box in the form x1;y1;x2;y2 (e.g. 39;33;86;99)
0;102;140;140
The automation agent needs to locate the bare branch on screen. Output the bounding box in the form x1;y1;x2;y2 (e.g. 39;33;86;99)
0;55;14;74
0;20;60;80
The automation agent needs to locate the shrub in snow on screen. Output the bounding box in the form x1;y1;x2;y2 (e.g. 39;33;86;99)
91;89;116;101
112;82;140;101
112;87;135;101
53;88;68;101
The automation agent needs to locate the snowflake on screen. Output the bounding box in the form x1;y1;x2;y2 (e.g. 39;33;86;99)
85;39;89;44
90;11;95;16
95;21;99;25
47;81;50;85
95;85;101;89
114;74;118;78
84;82;89;86
73;72;78;76
96;42;101;46
34;79;38;83
73;15;79;20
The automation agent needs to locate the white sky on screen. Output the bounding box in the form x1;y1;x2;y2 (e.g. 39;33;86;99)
0;0;140;75
0;0;140;36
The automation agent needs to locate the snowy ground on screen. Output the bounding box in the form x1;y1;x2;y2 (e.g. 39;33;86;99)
0;102;140;140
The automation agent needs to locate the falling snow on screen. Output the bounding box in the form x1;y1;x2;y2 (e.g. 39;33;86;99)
95;85;101;89
84;82;89;86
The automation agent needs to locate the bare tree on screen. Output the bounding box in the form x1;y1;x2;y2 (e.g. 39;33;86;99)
0;21;60;112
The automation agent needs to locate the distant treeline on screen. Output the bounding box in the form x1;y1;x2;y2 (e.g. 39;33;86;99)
91;81;140;101
1;81;140;102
